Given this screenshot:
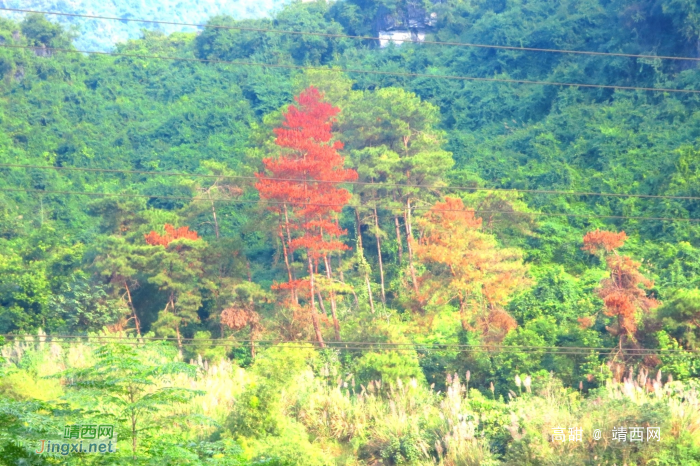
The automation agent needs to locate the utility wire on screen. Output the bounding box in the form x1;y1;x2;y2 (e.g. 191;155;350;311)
3;163;700;202
2;335;698;356
4;334;696;353
1;186;698;223
0;345;671;356
0;334;700;353
2;43;700;95
3;7;700;63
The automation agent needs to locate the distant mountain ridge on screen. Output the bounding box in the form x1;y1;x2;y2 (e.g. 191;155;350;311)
0;0;291;50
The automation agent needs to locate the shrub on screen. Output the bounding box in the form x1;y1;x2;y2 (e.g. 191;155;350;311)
354;350;426;387
227;345;317;437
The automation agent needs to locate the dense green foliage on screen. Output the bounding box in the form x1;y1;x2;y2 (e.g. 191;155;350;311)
0;0;290;51
0;0;700;463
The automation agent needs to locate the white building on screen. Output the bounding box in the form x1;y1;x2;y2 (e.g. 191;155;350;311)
378;30;426;48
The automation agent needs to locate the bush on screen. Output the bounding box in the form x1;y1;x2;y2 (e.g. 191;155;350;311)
185;330;228;363
227;345;317;437
0;370;62;401
353;350;426;387
245;419;331;466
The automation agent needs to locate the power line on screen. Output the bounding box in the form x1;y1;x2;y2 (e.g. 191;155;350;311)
2;43;700;95
3;163;700;202
0;343;659;356
0;334;680;350
4;334;696;353
3;7;700;63
0;345;669;356
4;336;692;355
1;186;698;223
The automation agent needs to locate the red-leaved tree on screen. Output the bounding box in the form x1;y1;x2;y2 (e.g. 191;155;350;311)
256;87;358;346
582;230;658;347
413;197;528;342
144;224;199;249
582;229;628;255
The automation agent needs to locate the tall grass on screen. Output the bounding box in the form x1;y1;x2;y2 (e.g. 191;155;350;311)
2;338;699;464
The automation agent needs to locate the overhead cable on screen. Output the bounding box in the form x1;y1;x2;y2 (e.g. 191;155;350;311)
3;7;700;62
1;187;698;223
3;163;700;201
2;43;700;94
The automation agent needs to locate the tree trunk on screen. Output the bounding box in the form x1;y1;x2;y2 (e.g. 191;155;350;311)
307;254;325;347
355;208;364;250
207;189;220;239
284;205;298;304
324;254;340;340
459;297;468;331
394;215;404;263
355;207;375;311
317;290;328;315
124;281;141;337
336;252;345;283
374;207;386;305
280;230;296;302
365;274;375;313
176;326;183;351
404;200;419;294
249;324;257;359
131;413;137;459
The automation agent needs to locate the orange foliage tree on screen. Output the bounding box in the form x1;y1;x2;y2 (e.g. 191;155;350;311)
582;230;659;347
220;282;269;359
582;229;628;255
255;87;358;346
413;197;529;342
144;224;199;249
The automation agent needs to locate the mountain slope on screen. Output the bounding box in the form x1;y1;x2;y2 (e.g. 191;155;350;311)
0;0;291;50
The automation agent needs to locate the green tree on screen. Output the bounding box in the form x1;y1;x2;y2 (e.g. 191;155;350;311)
145;234;210;349
659;289;700;350
49;271;129;333
20;13;73;48
92;236;151;336
59;343;203;459
340;87;454;296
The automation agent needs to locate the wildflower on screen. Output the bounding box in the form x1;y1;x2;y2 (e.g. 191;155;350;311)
515;375;522;388
524;375;531;393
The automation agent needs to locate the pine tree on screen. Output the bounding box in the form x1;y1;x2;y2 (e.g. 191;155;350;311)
582;230;659;347
256;87;357;345
145;224;206;349
413;197;528;342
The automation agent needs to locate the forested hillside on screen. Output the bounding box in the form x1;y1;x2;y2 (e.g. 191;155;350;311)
1;0;700;464
0;0;289;50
